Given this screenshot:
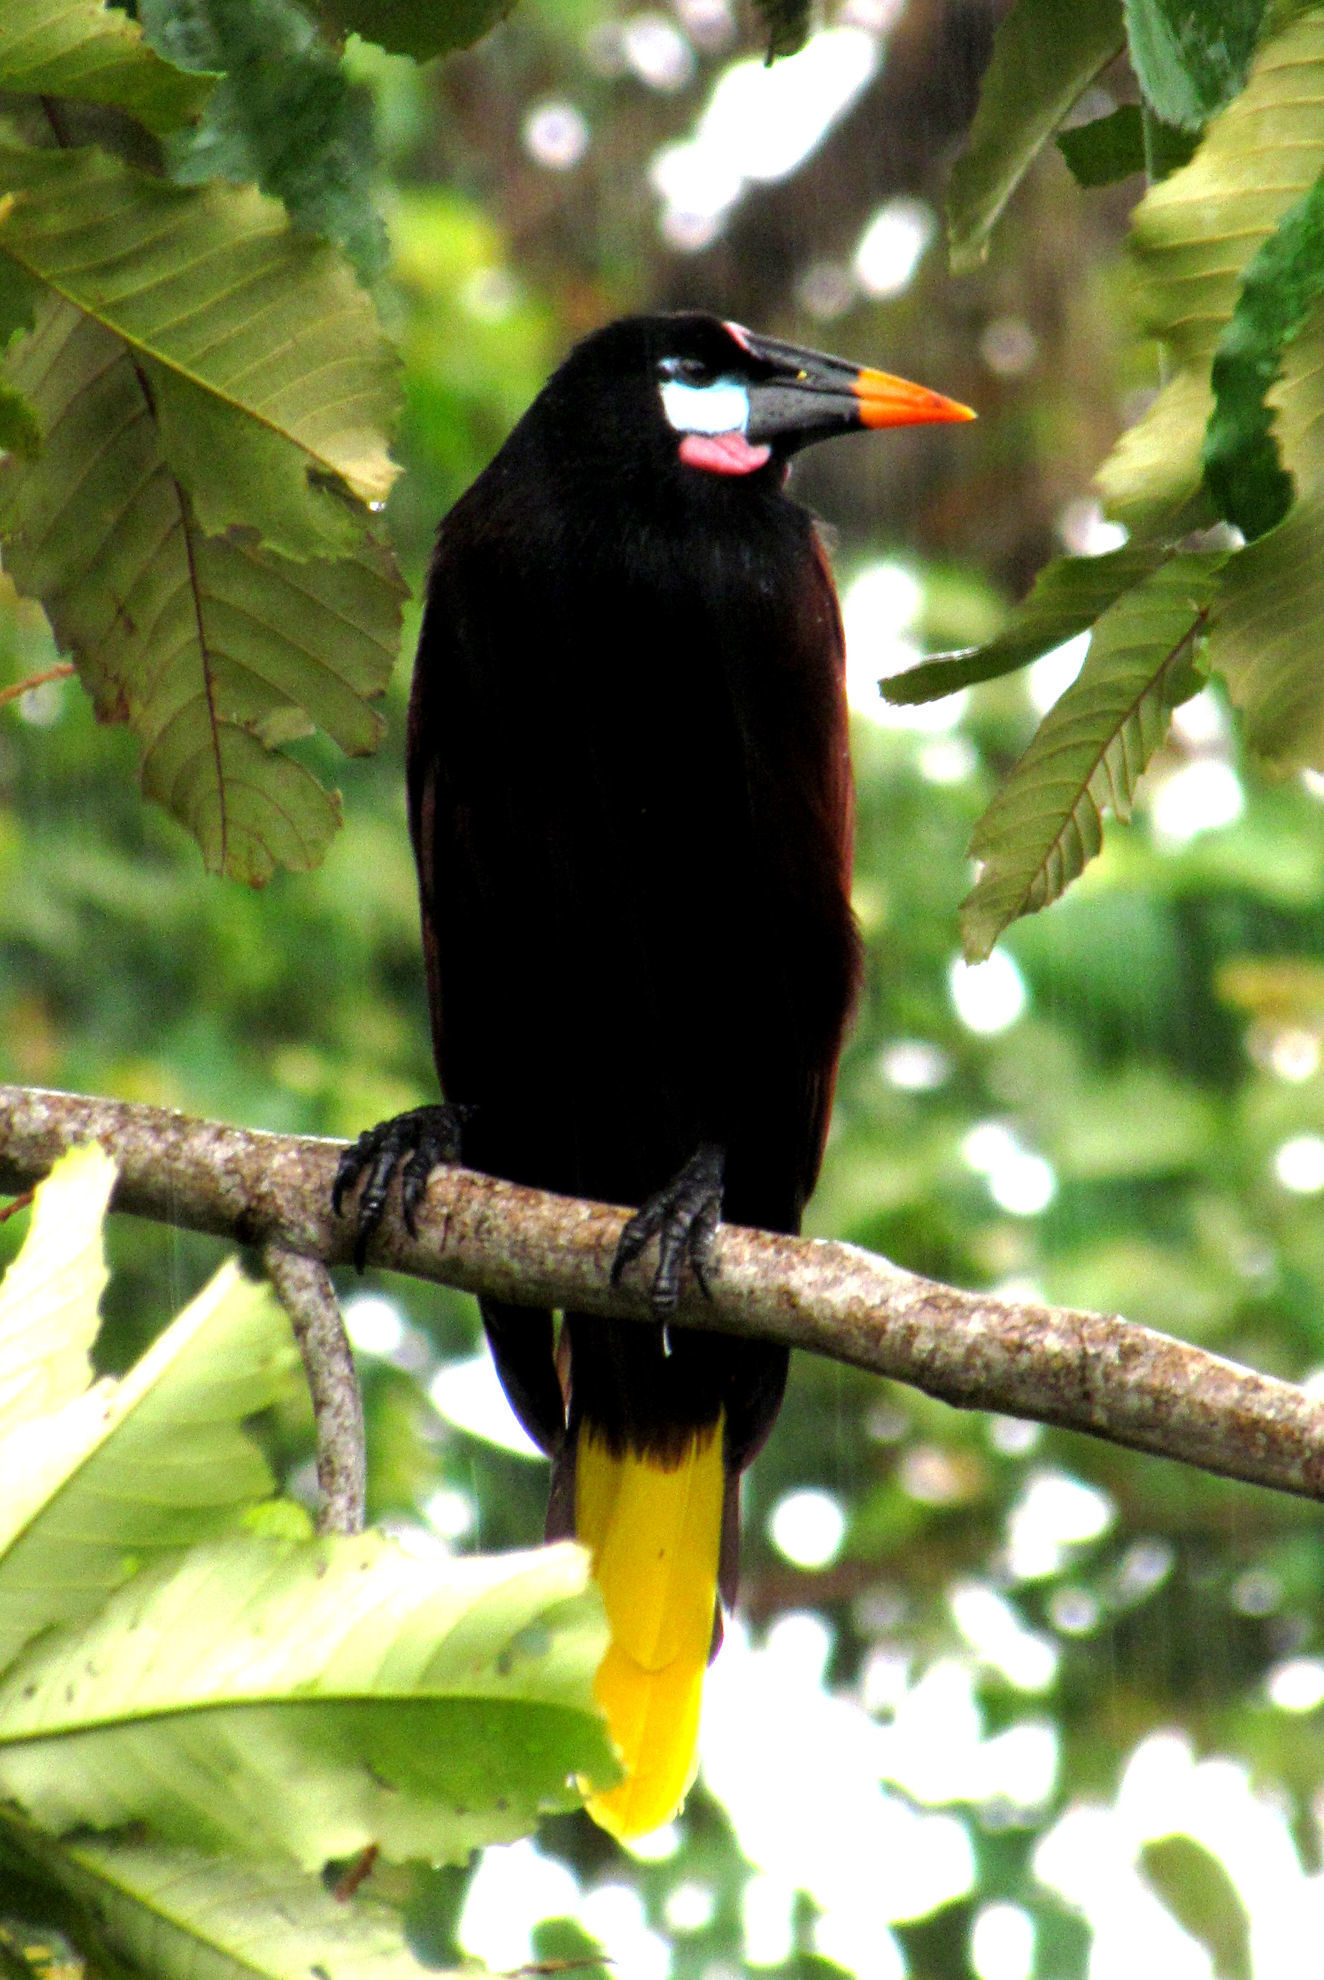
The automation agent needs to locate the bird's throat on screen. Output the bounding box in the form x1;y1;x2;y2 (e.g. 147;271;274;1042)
678;431;772;476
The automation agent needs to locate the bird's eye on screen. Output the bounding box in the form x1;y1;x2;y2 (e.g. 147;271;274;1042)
661;355;715;386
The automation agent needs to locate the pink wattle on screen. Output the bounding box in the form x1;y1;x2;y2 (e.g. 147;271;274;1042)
679;431;772;476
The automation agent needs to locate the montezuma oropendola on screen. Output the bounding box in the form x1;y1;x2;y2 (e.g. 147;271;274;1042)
336;313;973;1838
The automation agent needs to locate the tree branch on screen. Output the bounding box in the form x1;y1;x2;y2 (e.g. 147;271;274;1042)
2;1081;1323;1504
262;1242;365;1536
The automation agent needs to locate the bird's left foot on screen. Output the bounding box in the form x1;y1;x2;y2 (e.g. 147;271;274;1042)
333;1102;470;1270
611;1143;724;1316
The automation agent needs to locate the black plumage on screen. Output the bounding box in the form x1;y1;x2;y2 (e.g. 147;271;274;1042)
337;312;972;1833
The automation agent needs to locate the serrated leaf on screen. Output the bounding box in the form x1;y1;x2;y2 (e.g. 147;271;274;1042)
0;143;398;515
961;553;1223;958
0;300;403;882
946;0;1124;272
141;0;387;285
883;544;1168;705
1055;104;1146;186
0;1535;615;1867
0;1251;298;1672
1204;304;1324;769
1098;6;1324;534
1140;1835;1252;1980
0;0;216;134
0;1144;110;1435
1202;169;1324;537
2;1821;450;1980
312;0;517;61
1123;0;1266;130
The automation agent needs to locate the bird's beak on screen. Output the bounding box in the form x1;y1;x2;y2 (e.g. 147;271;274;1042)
730;325;975;455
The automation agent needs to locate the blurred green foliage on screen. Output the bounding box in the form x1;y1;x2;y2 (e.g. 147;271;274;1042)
4;0;1324;1976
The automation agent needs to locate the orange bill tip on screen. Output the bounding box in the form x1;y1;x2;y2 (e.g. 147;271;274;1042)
853;366;977;430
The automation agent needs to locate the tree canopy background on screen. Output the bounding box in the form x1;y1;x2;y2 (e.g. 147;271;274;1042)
5;0;1324;1975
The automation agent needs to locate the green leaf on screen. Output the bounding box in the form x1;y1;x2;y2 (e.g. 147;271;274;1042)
2;1821;448;1980
882;544;1168;705
1140;1835;1252;1980
0;1143;110;1435
946;0;1124;272
1055;104;1146;186
1202;169;1324;537
1123;0;1266;130
0;300;403;882
141;0;388;285
310;0;517;61
1097;5;1324;535
961;553;1223;958
1204;302;1324;769
0;0;216;134
0;144;399;516
0;1243;298;1672
0;379;40;460
0;1534;615;1866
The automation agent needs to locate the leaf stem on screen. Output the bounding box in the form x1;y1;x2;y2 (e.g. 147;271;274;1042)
262;1242;365;1535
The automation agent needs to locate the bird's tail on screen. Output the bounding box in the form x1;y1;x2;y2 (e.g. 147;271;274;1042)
574;1414;725;1839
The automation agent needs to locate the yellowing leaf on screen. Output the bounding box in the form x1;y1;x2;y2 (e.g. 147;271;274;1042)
1206;305;1324;770
1098;6;1324;534
0;1256;298;1672
0;1142;110;1435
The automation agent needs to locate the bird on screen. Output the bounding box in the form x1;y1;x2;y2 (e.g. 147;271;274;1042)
335;312;973;1839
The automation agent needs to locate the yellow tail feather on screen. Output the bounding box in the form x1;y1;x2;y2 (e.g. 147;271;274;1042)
575;1416;724;1840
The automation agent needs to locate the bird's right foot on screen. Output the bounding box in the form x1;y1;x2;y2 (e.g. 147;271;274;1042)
332;1102;470;1270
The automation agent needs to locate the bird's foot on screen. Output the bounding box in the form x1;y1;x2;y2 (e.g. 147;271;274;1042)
611;1143;724;1316
332;1102;471;1270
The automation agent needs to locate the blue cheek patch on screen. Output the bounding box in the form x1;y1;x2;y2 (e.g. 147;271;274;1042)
660;376;751;436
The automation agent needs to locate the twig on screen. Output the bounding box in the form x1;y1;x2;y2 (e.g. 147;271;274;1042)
0;664;74;711
2;1081;1324;1504
262;1241;365;1536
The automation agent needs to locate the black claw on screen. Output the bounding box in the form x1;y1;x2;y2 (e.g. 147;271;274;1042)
332;1103;470;1271
611;1143;724;1317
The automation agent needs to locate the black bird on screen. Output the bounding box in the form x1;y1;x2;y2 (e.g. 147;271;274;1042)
336;313;973;1836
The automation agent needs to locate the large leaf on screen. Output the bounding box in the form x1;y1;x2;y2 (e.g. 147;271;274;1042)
0;0;216;134
140;0;387;285
0;1534;615;1867
0;143;398;518
0;301;403;882
0;1141;110;1434
882;544;1168;705
961;553;1223;959
1;1821;448;1980
1202;169;1324;537
0;1208;298;1672
1123;0;1266;129
946;0;1124;272
1204;305;1324;769
311;0;517;61
1097;5;1324;534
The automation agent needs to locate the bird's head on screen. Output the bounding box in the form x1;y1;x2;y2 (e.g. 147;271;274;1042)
536;312;974;487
